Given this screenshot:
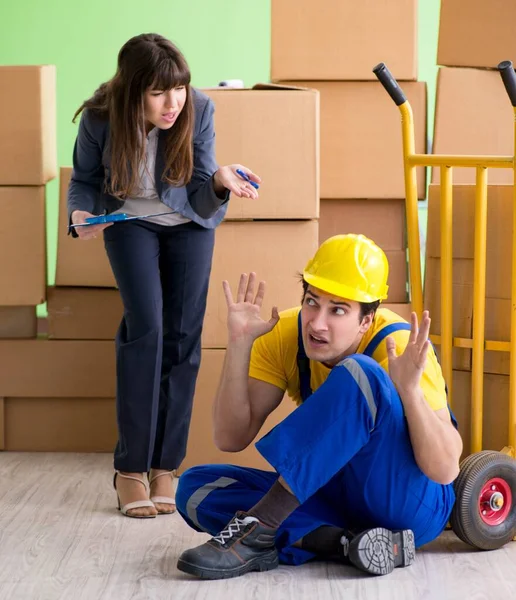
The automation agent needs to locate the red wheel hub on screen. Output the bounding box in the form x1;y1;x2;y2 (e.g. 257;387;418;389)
478;477;512;526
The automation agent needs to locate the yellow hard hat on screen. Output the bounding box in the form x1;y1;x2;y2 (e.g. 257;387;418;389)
303;234;389;303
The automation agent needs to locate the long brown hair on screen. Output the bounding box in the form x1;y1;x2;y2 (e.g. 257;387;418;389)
73;33;194;199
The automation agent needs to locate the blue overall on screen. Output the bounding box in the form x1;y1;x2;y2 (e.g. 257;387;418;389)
176;316;457;565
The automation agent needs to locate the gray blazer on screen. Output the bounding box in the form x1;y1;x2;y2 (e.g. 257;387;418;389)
67;88;229;236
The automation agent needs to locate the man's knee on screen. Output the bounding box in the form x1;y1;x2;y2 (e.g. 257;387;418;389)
332;353;395;408
176;465;239;515
175;465;209;513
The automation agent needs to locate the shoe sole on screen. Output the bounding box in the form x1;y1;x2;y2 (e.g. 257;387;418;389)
348;528;415;576
177;549;279;580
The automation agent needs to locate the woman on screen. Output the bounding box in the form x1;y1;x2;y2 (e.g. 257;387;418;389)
68;33;260;518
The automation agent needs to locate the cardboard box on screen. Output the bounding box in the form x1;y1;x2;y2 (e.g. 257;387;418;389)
424;259;511;376
37;317;48;336
56;167;116;288
0;307;37;339
424;257;473;371
319;199;406;251
0;398;4;449
484;297;511;376
271;0;418;81
3;397;116;452
432;69;514;185
452;370;513;456
318;200;408;302
204;85;319;219
179;349;296;473
367;251;408;304
0;187;46;305
281;81;427;199
427;185;512;261
437;0;516;69
47;287;122;340
426;185;512;299
382;303;412;322
0;339;115;397
204;220;319;347
0;66;57;184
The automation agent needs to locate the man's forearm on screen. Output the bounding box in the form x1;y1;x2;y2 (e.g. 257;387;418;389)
399;387;462;485
212;339;255;451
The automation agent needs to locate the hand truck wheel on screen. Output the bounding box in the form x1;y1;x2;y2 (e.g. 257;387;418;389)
450;450;516;550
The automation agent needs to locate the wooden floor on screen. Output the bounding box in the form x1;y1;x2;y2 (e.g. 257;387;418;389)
0;453;515;600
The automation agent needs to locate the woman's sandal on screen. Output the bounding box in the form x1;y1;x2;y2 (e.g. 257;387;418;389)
149;470;177;515
113;471;157;518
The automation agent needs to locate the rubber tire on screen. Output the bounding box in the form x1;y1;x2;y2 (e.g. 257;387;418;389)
450;450;516;550
450;451;500;544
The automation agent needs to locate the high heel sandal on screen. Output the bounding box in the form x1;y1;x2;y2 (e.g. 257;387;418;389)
149;470;177;515
113;471;157;518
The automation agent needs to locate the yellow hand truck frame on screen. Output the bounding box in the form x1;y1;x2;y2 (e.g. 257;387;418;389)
374;61;516;550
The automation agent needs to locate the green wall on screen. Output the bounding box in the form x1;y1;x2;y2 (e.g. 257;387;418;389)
0;0;440;315
419;0;441;140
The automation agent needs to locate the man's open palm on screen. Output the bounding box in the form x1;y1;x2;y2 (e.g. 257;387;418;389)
223;273;279;342
386;311;431;394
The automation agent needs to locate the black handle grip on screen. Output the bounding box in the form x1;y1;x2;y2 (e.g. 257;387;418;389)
498;61;516;107
373;63;407;106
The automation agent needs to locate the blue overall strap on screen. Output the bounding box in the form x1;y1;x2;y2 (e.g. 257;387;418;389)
362;322;412;358
297;311;312;402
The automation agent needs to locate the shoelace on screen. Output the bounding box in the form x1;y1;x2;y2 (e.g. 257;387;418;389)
212;516;258;545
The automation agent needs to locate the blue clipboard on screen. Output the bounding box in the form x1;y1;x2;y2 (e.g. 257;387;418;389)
70;211;174;227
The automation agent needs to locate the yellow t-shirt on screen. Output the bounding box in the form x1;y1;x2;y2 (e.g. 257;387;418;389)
249;306;447;411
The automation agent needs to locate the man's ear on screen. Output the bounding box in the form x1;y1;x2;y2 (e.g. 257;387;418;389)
359;312;374;334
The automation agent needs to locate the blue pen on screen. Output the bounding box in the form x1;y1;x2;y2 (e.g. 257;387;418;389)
236;168;260;189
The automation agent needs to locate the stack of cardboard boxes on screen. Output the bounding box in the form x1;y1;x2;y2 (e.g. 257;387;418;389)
0;66;58;450
271;0;427;321
432;0;515;185
425;1;516;454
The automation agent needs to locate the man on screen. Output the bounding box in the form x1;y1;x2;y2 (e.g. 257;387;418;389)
175;234;463;580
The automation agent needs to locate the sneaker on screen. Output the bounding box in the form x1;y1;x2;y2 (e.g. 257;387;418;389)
345;528;415;576
177;511;279;580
